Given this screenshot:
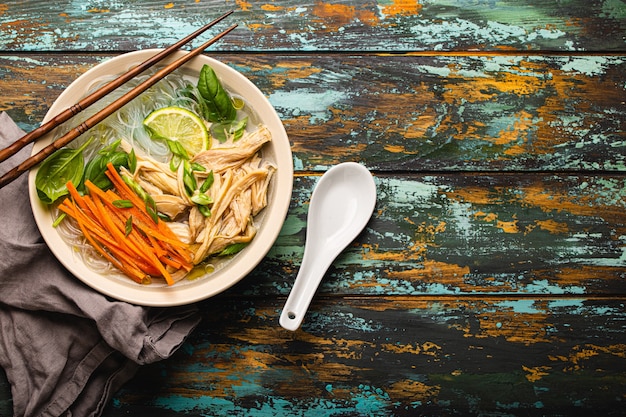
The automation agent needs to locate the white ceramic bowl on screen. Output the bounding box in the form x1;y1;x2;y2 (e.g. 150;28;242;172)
28;50;293;306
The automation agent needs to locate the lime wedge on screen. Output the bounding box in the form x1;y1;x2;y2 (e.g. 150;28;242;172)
143;106;210;156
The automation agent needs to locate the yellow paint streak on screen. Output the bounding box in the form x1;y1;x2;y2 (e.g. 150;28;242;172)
247;23;273;31
550;344;626;372
443;63;541;104
474;311;553;345
381;0;423;16
446;180;625;226
384;145;417;155
535;219;569;234
503;144;527;156
351;299;621;349
388;260;472;286
235;0;252;12
446;187;492;205
388;379;440;403
261;4;284;11
311;2;379;31
497;218;519;234
362;88;439;140
233;326;377;362
245;60;322;91
532;62;624;155
474;211;498;222
523;365;551;382
522;184;599;217
492;110;534;146
275;61;323;83
381;341;442;357
554;265;623;286
87;8;110;12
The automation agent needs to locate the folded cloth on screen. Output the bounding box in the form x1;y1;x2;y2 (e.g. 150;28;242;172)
0;112;201;417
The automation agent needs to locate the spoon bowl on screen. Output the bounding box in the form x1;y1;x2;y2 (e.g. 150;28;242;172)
280;162;376;331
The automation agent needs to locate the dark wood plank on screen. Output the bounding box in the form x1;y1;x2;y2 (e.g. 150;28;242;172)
96;295;626;416
0;370;9;417
2;294;625;416
1;1;625;52
1;54;625;172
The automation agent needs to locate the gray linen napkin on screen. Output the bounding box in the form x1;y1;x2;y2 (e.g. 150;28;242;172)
0;112;201;417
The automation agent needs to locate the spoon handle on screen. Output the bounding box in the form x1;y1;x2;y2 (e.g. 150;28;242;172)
279;248;335;331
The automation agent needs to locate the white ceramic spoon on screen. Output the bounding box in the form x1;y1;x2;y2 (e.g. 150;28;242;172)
280;162;377;331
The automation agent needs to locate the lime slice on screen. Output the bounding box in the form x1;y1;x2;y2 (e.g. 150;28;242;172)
143;106;210;156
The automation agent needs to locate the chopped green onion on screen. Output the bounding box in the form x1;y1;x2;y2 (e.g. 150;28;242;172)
200;170;214;193
125;216;133;236
112;199;134;208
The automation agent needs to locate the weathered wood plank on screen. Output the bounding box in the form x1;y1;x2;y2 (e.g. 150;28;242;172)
1;294;624;415
0;370;9;417
1;1;625;52
1;54;624;172
238;173;626;297
96;295;626;416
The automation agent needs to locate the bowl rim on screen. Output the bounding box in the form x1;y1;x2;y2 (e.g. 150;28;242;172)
27;49;293;306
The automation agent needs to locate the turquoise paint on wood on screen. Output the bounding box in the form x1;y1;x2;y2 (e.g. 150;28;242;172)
1;1;625;415
1;54;624;172
1;0;625;52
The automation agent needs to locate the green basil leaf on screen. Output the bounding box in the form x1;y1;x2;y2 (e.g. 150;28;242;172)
98;139;122;155
197;64;237;123
210;117;248;144
83;151;128;191
35;139;91;204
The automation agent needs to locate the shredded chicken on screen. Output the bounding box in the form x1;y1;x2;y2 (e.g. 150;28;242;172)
128;125;276;267
192;125;272;172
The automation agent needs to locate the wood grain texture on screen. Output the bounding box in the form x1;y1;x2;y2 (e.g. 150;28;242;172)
1;54;624;172
250;173;626;297
0;1;625;416
1;0;625;52
98;295;626;416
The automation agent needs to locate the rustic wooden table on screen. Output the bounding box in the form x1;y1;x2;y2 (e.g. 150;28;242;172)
1;1;625;416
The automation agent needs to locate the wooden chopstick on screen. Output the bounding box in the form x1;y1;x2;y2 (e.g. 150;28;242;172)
0;10;233;165
0;23;237;189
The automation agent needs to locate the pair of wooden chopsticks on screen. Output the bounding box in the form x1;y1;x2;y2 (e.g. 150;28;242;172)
0;11;236;189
